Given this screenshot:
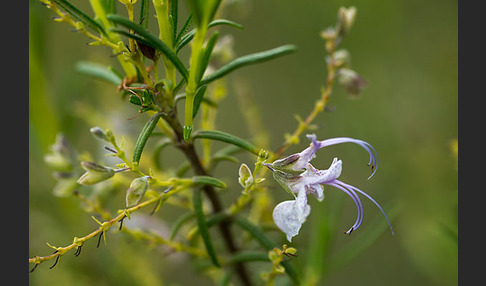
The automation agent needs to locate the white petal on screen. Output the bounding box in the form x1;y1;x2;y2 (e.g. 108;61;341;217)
272;189;311;242
302;158;342;186
294;188;310;217
326;158;343;180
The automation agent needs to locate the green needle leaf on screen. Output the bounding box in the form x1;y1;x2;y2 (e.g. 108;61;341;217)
192;175;227;188
169;0;178;43
200;44;297;86
192;85;207;119
133;112;163;165
192;130;259;155
208;19;243;30
75;61;122;86
174;13;193;48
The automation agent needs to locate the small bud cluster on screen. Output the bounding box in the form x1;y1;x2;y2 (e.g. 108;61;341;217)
320;6;367;98
261;244;298;283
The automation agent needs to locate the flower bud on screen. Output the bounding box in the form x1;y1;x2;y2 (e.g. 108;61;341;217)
320;27;336;41
75;21;85;31
126;176;149;207
90;127;108;140
77;161;115;185
331;49;351;69
336;6;357;37
284;247;297;256
258;149;269;160
268;249;279;261
337;68;367;97
238;163;253;188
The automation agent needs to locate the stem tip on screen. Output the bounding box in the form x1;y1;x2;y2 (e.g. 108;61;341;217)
183;125;193;142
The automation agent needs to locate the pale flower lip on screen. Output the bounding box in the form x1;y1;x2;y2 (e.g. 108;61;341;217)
266;134;393;241
272;188;311;242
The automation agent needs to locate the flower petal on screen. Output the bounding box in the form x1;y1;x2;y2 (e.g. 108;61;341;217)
301;158;342;187
272;189;311;242
297;134;320;163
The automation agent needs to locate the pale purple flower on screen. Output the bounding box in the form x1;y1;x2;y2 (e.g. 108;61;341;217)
265;134;393;242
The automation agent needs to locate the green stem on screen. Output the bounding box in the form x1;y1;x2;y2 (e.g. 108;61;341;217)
184;25;208;140
153;0;176;95
132;52;155;88
89;0;137;78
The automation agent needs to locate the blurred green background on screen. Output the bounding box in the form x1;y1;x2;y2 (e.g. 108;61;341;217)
29;0;457;285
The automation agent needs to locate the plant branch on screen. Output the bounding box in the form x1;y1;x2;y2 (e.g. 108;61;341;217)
29;195;162;269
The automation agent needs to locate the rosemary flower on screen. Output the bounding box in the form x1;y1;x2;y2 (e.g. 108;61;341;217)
265;134;393;242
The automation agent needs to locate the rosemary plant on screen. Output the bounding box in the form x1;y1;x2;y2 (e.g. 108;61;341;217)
30;1;394;285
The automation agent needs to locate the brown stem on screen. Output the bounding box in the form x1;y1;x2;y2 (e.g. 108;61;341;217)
162;112;253;286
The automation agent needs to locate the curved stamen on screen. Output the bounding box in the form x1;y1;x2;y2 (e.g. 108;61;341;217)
327;182;364;234
317;137;379;179
335;180;394;235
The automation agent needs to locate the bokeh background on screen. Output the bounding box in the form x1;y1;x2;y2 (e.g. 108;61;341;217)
29;0;457;285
